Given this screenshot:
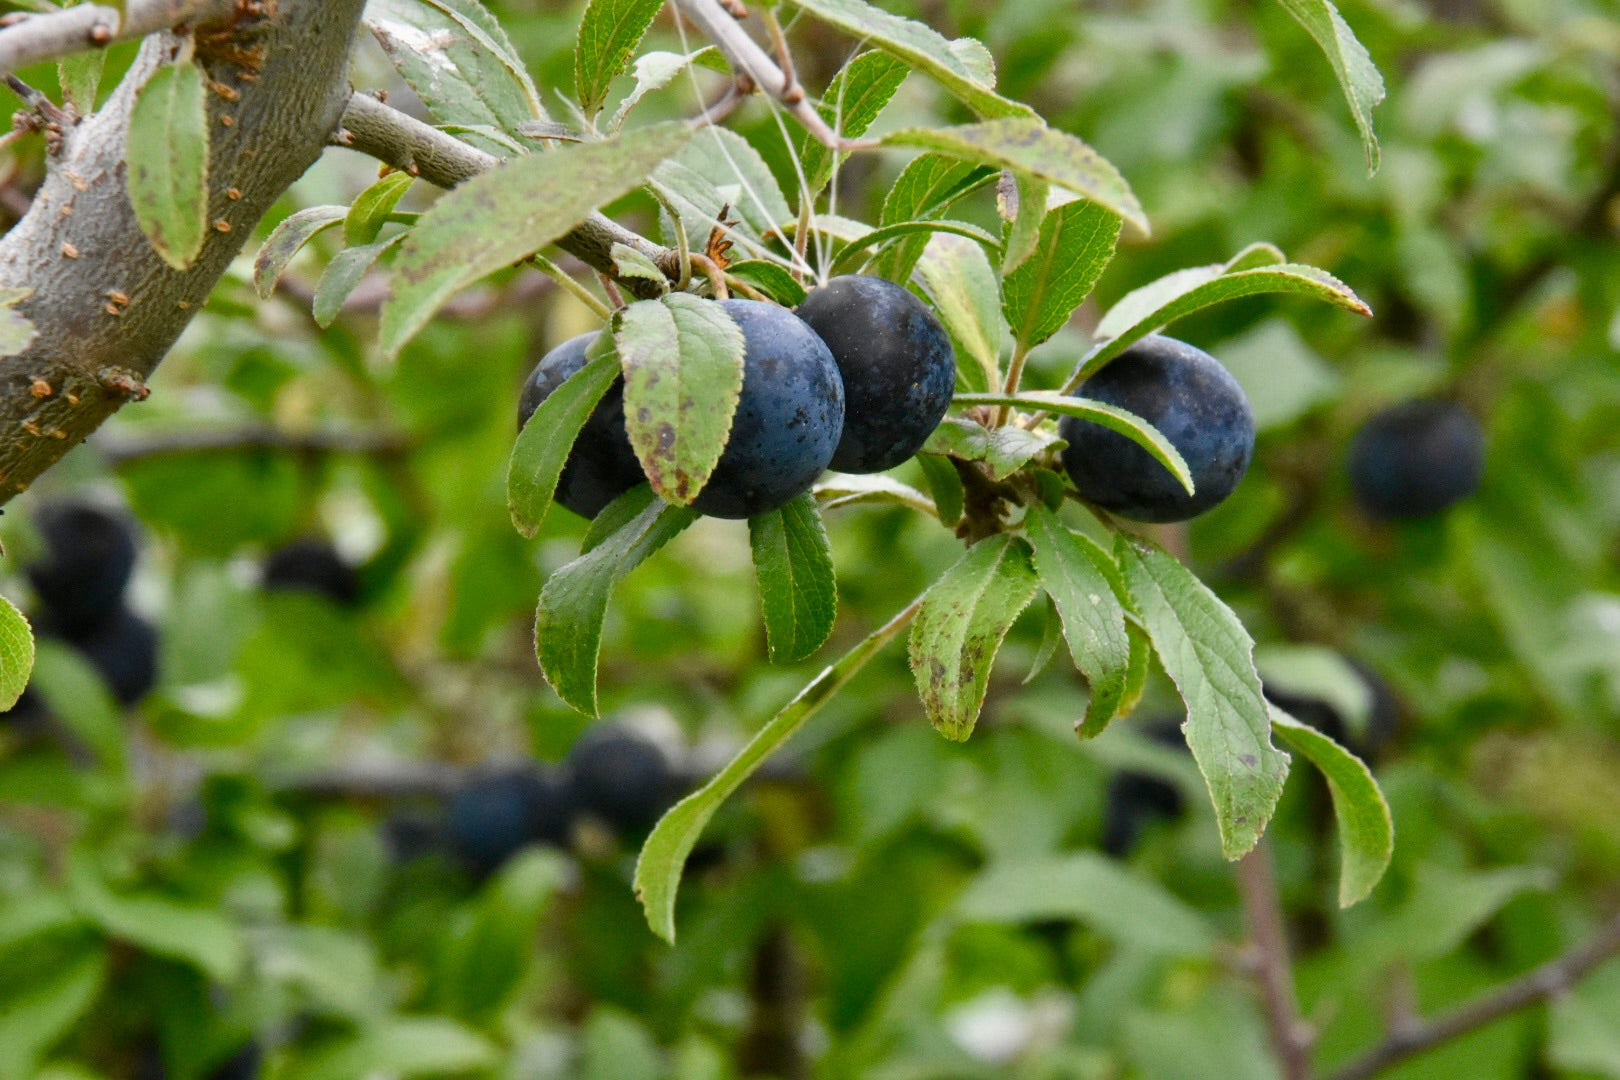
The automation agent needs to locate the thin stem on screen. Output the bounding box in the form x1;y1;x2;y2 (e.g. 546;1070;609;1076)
996;340;1031;426
532;255;612;320
96;425;411;464
1326;912;1620;1080
1236;841;1314;1080
793;195;813;284
689;253;730;299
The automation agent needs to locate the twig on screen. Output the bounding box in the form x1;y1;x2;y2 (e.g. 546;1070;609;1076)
0;0;231;78
334;92;682;299
670;0;866;152
1236;841;1314;1080
689;252;730;298
95;425;412;464
1326;911;1620;1080
271;760;463;800
687;76;752;130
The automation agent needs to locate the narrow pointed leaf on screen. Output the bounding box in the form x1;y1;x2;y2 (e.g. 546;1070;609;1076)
536;496;697;715
610;243;669;291
914;233;1005;392
801;50;910;196
874;155;997;282
1276;0;1385;172
1271;706;1393;906
635;596;921;942
909;535;1040;740
953;392;1193;494
382;123;691;357
815;473;938;516
126;59;208;270
345;171;415;246
884;121;1146;236
576;0;667;118
782;0;1034;119
828;219;1002;277
749;493;837;663
255;206;347;298
1002;199;1121;348
1024;506;1130;736
1119;537;1289;858
615;293;746;506
507;343;621;537
313;236;404;328
725;261;807;306
58;50;104;115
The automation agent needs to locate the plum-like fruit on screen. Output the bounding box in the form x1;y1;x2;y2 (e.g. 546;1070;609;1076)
1059;335;1255;523
565;724;678;837
40;605;159;706
794;275;955;473
26;498;138;636
689;299;845;519
518;331;646;519
445;764;573;875
1348;399;1484;519
263;538;360;606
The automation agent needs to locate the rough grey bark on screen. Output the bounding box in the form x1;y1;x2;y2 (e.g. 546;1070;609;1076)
0;0;368;504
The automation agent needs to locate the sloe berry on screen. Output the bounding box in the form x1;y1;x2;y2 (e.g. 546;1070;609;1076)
689;299;845;519
263;538;360;606
54;605;159;706
1060;335;1255;523
795;275;955;473
26;498;138;637
1348;399;1484;519
445;764;573;876
518;331;646;519
564;724;678;837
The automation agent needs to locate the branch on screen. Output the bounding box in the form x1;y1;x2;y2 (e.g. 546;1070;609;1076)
95;425;412;464
0;0;230;78
0;0;369;506
1326;911;1620;1080
1235;842;1314;1080
271;760;462;800
334;92;681;299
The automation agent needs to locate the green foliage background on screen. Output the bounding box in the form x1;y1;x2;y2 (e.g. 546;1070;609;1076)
1;0;1618;1077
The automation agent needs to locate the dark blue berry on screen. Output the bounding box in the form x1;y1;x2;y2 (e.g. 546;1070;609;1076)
518;332;646;519
26;498;137;637
564;724;678;837
1348;399;1484;519
445;765;573;875
263;538;359;606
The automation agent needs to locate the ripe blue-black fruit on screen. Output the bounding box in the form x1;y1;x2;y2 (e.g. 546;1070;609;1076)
794;274;955;473
518;331;646;519
1263;660;1400;762
565;724;678;837
263;538;360;606
689;299;845;519
445;765;572;875
1059;335;1255;523
1101;718;1186;857
1348;399;1484;519
26;498;138;636
39;604;158;706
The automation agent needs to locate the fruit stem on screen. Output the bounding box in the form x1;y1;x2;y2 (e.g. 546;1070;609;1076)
996;340;1032;426
688;253;730;299
792;196;812;285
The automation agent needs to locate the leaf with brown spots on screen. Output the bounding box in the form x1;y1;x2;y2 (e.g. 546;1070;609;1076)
908;534;1039;740
126;59;209;270
614;293;745;507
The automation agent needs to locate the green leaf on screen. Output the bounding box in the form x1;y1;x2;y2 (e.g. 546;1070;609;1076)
828;218;1003;277
507;339;621;538
874;155;997;282
635;596;921;942
288;1017;497;1080
952;852;1215;955
313;235;404;328
608;50;709;131
583;1007;662;1080
953;392;1193;494
126;59;208;270
609;243;670;292
381;122;691;357
1002;199;1121;348
914;233;1006;393
916;453;964;526
536;496;698;715
998;173;1047;273
68;856;244;982
1118;537;1289;858
438;850;568;1019
815;472;938;516
801;50;911;196
345;171;414;246
254;206;347;298
366;0;545;140
782;0;1034;119
884;121;1146;236
921;415;1062;481
30;643;122;768
576;0;666;119
0;287;34;359
0;945;105;1080
1077;261;1371;383
57;50;104;115
615;293;746;505
1270;707;1392;906
749;493;837;663
1355;863;1551;974
1023;506;1131;737
1275;0;1385;172
674;128;792;241
909;534;1040;740
0;595;32;711
726;260;807;306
